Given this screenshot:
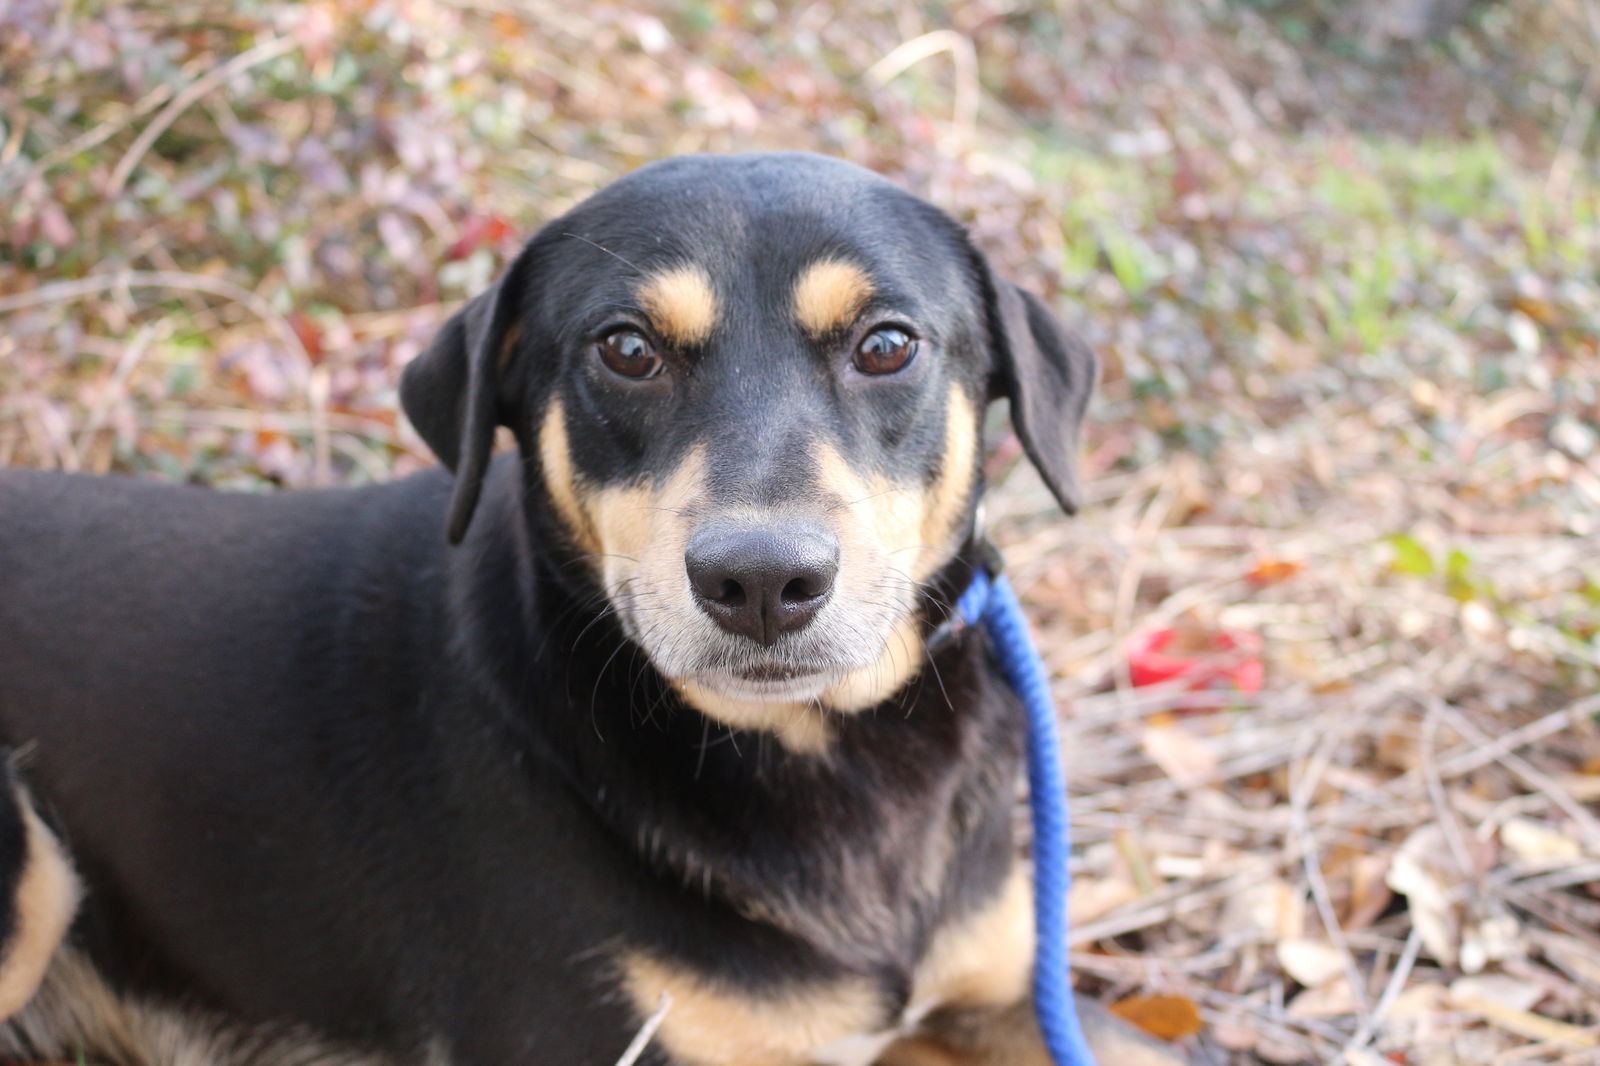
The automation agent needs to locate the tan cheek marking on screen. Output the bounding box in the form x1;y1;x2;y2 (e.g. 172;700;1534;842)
821;615;922;713
915;387;979;579
813;388;980;714
537;401;599;556
814;444;922;574
637;265;718;347
815;387;978;594
0;797;81;1018
621;953;884;1066
793;259;875;337
911;865;1033;1012
589;484;655;567
590;448;706;601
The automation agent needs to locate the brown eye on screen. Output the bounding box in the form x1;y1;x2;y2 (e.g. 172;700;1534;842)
596;328;663;379
853;327;918;375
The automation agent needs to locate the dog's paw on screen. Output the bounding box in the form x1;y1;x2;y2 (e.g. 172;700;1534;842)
872;996;1198;1066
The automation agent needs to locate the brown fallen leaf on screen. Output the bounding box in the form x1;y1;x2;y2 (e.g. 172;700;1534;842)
1276;937;1346;988
1246;556;1304;586
1448;975;1542;1013
1139;722;1219;788
1500;817;1583;863
1387;824;1461;967
1108;994;1203;1041
1287;975;1359;1017
1450;995;1600;1049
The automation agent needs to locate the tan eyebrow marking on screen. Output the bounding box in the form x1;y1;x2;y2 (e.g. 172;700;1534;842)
635;264;718;347
793;259;875;337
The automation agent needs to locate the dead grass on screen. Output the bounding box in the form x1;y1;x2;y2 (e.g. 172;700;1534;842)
3;1;1599;1063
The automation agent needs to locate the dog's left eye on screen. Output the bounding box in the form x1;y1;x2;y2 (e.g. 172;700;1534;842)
853;327;918;376
596;328;664;379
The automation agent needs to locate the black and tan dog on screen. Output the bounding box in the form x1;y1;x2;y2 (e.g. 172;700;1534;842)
0;154;1184;1066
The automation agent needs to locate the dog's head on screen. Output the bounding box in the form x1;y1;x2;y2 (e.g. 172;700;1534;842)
402;154;1095;735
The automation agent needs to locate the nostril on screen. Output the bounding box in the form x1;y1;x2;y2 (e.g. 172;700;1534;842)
714;579;745;606
781;575;825;604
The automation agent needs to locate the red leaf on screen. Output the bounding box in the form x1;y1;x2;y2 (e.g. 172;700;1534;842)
1128;627;1263;693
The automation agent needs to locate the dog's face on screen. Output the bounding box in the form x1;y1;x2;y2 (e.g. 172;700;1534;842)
402;154;1095;737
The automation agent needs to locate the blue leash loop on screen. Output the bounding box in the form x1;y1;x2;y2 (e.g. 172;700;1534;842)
953;564;1099;1066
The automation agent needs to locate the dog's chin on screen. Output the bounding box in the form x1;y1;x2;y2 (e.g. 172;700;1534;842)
684;671;842;704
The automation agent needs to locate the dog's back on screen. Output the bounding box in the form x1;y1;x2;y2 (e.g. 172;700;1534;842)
0;465;668;1063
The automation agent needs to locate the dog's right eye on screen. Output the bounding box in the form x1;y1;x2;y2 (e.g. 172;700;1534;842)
596;328;664;380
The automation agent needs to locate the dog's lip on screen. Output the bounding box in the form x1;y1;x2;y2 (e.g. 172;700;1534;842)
733;663;822;682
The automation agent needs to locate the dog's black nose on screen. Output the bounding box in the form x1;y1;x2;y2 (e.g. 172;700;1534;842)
685;525;840;645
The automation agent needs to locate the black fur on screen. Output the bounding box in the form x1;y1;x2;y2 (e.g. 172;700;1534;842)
0;763;27;966
0;153;1096;1065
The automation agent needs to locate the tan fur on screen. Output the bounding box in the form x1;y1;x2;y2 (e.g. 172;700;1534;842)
910;867;1032;1012
541;378;979;742
915;389;979;571
538;400;598;554
793;260;876;337
496;322;523;370
671;682;829;753
886;868;1192;1066
533;426;841;753
0;799;80;1020
0;948;423;1066
587;449;703;602
541;399;706;572
820;616;923;713
637;265;718;347
576;459;855;756
815;386;979;713
574;449;851;751
878;998;1191;1066
875;1001;1050;1066
816;386;978;587
620;952;884;1066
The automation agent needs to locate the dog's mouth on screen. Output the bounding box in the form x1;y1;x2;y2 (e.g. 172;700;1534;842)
693;670;844;703
731;662;823;683
682;643;863;703
615;600;890;704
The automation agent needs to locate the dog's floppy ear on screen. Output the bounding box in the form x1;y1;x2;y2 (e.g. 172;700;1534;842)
981;261;1100;514
401;246;533;544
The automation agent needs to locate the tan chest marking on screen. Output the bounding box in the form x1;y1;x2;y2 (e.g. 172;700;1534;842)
911;866;1033;1012
621;953;885;1066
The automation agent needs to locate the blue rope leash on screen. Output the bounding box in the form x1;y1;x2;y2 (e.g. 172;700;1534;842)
955;567;1099;1066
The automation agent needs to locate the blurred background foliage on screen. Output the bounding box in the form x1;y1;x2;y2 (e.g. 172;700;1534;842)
3;2;1600;1062
2;0;1596;493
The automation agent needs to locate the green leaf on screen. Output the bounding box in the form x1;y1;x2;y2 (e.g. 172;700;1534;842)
1386;534;1435;577
1445;547;1478;601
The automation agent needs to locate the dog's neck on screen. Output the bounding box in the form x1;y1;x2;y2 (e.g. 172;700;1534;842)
442;469;1011;956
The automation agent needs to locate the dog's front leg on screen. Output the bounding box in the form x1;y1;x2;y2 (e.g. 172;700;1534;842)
875;997;1193;1066
879;867;1191;1066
